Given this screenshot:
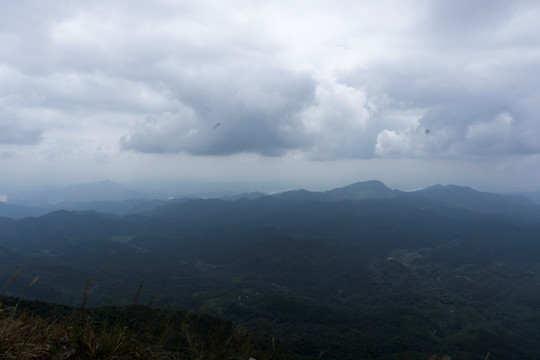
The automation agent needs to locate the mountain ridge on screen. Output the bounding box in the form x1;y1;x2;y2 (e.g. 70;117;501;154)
1;179;538;220
1;180;540;359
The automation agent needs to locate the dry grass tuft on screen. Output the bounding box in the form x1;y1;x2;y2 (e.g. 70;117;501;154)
0;299;265;360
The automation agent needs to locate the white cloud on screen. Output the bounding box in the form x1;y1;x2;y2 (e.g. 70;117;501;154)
374;129;412;157
298;77;374;158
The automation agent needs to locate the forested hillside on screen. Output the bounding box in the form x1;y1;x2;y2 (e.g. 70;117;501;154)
1;182;540;359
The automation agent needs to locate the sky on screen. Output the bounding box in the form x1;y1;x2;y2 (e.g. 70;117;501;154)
1;0;540;193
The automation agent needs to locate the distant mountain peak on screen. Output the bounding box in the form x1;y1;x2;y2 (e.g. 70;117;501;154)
421;184;477;195
274;180;397;201
323;180;396;200
332;180;390;191
416;183;535;214
422;184;443;191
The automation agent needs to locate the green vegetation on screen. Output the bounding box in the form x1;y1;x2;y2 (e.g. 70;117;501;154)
1;184;540;359
0;296;279;360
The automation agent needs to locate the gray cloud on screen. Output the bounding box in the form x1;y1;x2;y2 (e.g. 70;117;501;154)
426;0;526;38
342;0;540;159
121;68;316;156
0;108;42;145
3;0;539;161
1;0;540;191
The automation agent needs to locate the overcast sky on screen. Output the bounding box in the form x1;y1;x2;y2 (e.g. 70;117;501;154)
1;0;540;193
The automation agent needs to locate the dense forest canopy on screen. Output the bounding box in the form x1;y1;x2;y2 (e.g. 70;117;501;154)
1;181;540;359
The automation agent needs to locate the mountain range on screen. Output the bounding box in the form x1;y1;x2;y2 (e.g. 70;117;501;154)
1;179;539;219
2;180;540;359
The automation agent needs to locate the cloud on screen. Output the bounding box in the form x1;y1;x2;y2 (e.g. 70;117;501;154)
374;129;412;157
0;108;42;145
297;77;375;159
120;105;200;154
426;0;525;39
93;149;112;164
2;0;540;191
121;68;316;156
121;75;381;159
464;112;515;154
346;0;540;160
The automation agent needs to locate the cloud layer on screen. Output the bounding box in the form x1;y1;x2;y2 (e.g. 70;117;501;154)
1;0;540;189
0;108;42;145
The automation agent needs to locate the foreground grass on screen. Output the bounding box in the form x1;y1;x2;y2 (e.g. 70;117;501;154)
0;296;271;360
0;296;460;360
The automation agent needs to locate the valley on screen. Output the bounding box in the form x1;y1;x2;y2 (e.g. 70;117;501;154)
1;181;540;359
